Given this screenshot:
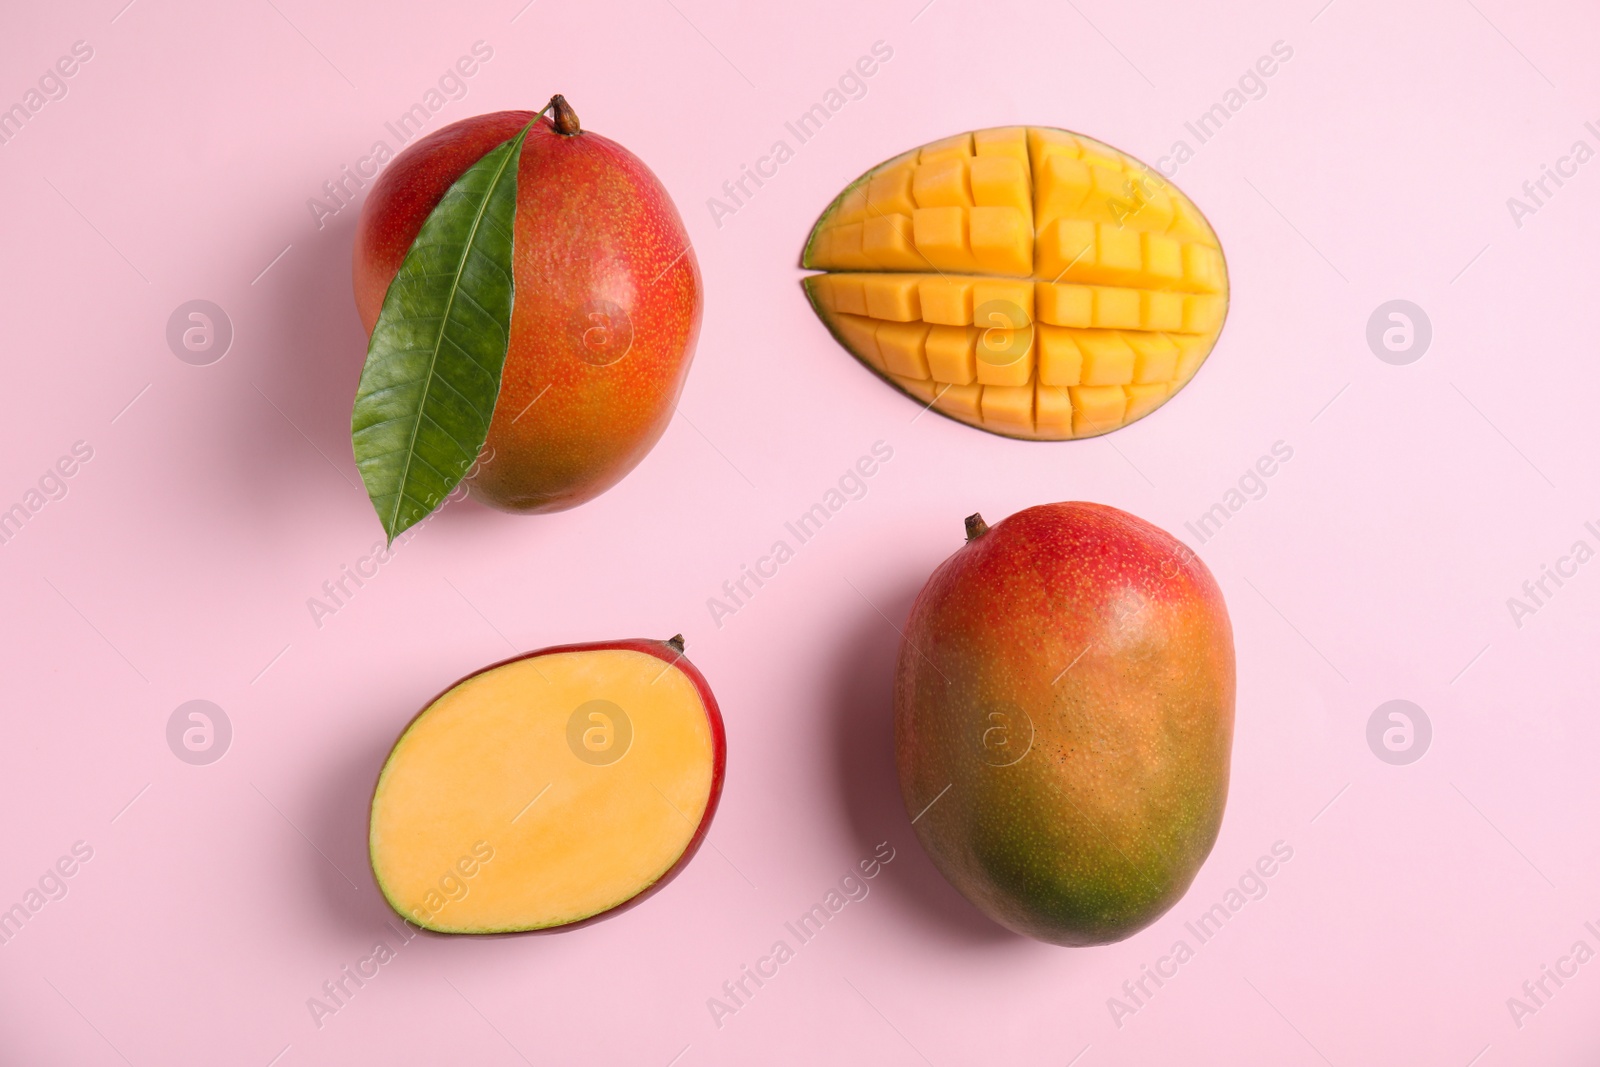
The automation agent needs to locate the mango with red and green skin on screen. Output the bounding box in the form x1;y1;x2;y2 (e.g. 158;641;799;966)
894;502;1235;945
353;103;702;513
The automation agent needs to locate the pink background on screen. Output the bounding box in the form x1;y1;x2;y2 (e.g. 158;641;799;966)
2;0;1597;1062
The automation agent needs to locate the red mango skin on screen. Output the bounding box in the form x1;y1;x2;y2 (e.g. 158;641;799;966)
353;109;703;513
894;502;1236;945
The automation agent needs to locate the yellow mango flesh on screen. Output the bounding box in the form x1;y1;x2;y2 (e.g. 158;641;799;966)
369;649;716;932
802;127;1228;440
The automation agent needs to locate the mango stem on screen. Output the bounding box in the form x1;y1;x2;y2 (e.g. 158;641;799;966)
549;94;581;136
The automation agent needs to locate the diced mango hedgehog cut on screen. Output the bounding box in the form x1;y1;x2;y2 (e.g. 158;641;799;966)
801;127;1228;440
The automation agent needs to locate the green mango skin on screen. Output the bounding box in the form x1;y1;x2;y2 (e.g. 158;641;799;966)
894;502;1235;946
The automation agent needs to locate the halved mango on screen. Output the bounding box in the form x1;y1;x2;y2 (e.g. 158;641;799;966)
802;127;1228;440
369;637;725;933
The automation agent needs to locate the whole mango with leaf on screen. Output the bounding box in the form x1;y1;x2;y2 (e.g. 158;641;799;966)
351;96;702;538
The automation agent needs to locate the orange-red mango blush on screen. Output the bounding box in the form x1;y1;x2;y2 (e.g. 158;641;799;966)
353;103;703;513
894;503;1236;945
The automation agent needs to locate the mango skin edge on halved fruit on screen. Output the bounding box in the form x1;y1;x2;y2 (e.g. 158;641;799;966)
801;127;1228;440
368;637;725;934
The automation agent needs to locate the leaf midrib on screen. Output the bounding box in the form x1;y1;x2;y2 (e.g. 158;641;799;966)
384;134;522;534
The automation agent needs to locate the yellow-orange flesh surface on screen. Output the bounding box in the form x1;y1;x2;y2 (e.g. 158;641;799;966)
369;649;716;933
802;127;1228;440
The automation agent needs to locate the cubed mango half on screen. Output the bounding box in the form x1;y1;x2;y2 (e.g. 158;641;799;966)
802;126;1227;439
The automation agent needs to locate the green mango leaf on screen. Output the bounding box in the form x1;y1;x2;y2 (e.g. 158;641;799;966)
351;123;531;542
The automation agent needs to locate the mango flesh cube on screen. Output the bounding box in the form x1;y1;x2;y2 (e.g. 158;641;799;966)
1037;325;1083;385
1173;334;1216;383
818;274;866;316
918;276;975;325
1107;170;1175;232
982;382;1035;431
1142;182;1177;230
890;374;940;403
808;228;835;267
862;214;925;271
1036;283;1093;328
974;126;1030;165
1075;330;1135;385
1095;224;1142;280
866;165;917;216
1078;165;1133;226
1183;244;1226;292
934;382;983;419
829;314;882;371
925;325;978;384
970;157;1032;212
912;207;978;272
1124;382;1170;422
1141;290;1185;331
1035;218;1096;282
876;321;932;378
1124;331;1180;384
1035;382;1074;435
971;279;1034;326
823;221;870;269
975;325;1034;387
833;185;869;225
861;274;922;321
1092;287;1142;329
1036;155;1092;221
1183;294;1227;333
1168;195;1212;241
1142;232;1184;284
1071;385;1127;435
914;159;973;208
920;133;973;163
969;207;1033;277
803;125;1228;439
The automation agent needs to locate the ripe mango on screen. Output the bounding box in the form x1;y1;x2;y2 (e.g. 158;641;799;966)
369;637;725;933
894;503;1235;945
354;102;703;513
802;128;1227;439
